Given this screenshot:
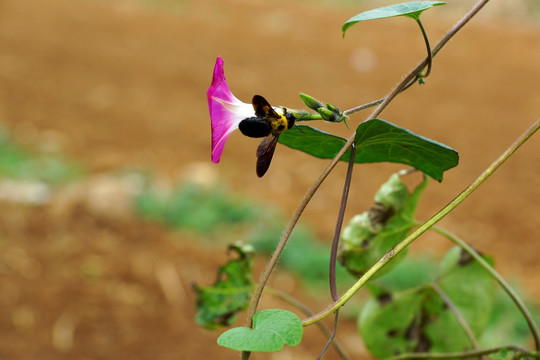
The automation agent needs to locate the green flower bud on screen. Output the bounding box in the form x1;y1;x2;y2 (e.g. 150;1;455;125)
325;103;340;114
299;93;324;111
317;107;338;122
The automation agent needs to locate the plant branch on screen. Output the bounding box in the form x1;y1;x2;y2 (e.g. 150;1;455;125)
244;0;493;342
386;345;539;360
428;224;540;351
343;98;384;116
302;118;539;326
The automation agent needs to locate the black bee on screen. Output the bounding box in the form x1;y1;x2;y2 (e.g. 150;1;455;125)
239;95;295;177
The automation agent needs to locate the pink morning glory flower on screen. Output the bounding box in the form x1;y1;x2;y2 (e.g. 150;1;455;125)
207;56;256;163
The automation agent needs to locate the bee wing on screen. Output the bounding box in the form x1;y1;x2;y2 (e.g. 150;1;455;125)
256;134;279;177
252;95;280;119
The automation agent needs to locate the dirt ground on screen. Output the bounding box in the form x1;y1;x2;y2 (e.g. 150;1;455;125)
0;0;539;359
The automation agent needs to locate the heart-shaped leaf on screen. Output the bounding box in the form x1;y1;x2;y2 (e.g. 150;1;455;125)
343;1;447;36
217;309;303;352
278;119;458;181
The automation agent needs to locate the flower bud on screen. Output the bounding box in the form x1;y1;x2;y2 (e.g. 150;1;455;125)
299;93;324;111
317;107;339;122
325;103;340;114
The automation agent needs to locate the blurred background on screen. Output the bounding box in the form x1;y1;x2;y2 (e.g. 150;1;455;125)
0;0;539;358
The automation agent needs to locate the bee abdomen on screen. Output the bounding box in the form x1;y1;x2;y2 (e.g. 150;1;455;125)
239;117;272;138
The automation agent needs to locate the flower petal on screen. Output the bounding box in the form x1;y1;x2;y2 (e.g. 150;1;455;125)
207;56;238;108
208;57;255;163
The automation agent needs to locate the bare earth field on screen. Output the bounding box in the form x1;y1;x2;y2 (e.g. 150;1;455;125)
0;0;539;359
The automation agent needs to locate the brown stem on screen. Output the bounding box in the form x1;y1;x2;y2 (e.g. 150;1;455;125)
329;144;356;301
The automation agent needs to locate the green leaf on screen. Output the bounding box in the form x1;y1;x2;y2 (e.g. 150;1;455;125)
353;119;458;181
359;247;497;358
433;247;497;342
194;244;255;329
279;120;458;181
359;288;427;357
373;257;439;291
217;309;303;352
343;1;447;36
481;288;540;348
338;171;429;278
279;125;346;159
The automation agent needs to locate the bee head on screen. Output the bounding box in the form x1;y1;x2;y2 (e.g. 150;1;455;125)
283;108;295;129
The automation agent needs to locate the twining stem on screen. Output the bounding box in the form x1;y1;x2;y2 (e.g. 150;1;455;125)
302;118;539;326
314;144;357;360
243;0;493;348
265;287;351;360
386;345;539;360
430;283;481;352
329;144;356;301
428;224;540;351
416;18;432;78
344;0;490;117
317;311;341;360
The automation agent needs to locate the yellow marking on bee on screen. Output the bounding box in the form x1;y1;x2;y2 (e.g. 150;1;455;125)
267;111;287;134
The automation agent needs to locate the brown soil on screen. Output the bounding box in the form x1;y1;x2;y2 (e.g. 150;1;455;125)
0;0;539;359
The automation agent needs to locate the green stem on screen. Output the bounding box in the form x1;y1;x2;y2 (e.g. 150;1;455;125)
386;345;538;360
428;224;540;351
415;18;432;78
302;118;539;326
